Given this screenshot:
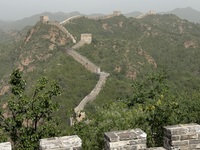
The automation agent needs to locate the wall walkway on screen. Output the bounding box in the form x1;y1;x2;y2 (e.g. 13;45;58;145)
67;41;109;119
48;21;76;43
60;15;82;25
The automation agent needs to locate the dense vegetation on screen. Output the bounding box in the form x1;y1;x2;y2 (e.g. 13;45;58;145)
0;69;61;149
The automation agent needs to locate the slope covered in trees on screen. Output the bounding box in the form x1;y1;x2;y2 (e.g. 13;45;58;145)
1;13;200;149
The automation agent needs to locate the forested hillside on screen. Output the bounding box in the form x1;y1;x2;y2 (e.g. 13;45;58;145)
65;14;200;106
1;13;200;149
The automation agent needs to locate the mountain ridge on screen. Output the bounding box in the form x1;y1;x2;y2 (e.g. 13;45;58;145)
1;7;200;31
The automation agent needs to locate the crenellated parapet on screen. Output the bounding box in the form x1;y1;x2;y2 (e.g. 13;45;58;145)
2;123;200;149
81;33;92;44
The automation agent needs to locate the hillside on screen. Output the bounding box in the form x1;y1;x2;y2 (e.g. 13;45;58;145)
1;13;200;131
163;7;200;23
64;14;200;108
0;20;99;129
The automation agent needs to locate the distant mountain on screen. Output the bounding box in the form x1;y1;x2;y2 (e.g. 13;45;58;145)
0;20;13;31
124;11;143;18
163;7;200;23
0;11;82;31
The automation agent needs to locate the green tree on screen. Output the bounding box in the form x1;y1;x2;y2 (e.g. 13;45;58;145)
71;71;180;149
0;69;61;149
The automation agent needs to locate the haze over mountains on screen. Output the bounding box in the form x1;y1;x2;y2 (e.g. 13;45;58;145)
0;7;200;31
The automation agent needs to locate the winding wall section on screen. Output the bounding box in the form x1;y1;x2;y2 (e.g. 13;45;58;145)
66;43;110;115
48;21;76;43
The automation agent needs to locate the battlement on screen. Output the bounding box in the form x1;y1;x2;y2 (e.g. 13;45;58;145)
40;16;49;22
81;33;92;44
113;11;121;16
3;123;200;149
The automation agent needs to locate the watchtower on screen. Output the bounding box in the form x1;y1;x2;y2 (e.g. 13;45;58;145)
113;11;121;16
81;34;92;44
40;16;49;22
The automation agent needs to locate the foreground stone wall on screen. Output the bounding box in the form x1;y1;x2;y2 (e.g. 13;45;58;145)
164;123;200;149
2;123;200;149
0;142;11;150
104;128;147;150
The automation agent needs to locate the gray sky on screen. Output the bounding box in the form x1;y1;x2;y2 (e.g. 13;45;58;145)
0;0;200;21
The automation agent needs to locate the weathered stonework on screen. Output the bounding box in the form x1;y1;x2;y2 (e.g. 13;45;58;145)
104;128;147;150
67;49;100;74
39;135;82;150
40;16;49;22
163;123;200;150
2;123;200;149
81;34;92;44
0;142;11;150
136;10;156;19
147;147;166;150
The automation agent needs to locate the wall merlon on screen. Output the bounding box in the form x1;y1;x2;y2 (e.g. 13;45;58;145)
39;135;82;150
3;123;200;149
0;142;12;150
164;123;200;150
104;129;147;150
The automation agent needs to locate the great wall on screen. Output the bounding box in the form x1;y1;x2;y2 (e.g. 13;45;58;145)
135;10;157;19
40;15;111;123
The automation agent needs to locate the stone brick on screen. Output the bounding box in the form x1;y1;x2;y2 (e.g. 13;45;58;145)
104;132;119;142
180;133;198;140
189;139;200;145
171;135;180;141
39;135;82;150
146;147;166;150
172;140;189;146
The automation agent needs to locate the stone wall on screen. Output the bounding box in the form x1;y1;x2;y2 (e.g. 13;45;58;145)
164;123;200;149
74;72;109;114
40;16;49;22
104;128;147;150
88;10;121;20
2;123;200;149
60;15;83;25
104;123;200;150
66;49;100;74
0;142;11;150
136;10;156;19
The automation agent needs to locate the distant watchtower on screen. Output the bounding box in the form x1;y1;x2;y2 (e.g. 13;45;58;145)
81;34;92;44
113;11;121;16
40;16;49;23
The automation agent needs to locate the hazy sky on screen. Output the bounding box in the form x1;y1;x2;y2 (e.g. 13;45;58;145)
0;0;200;20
